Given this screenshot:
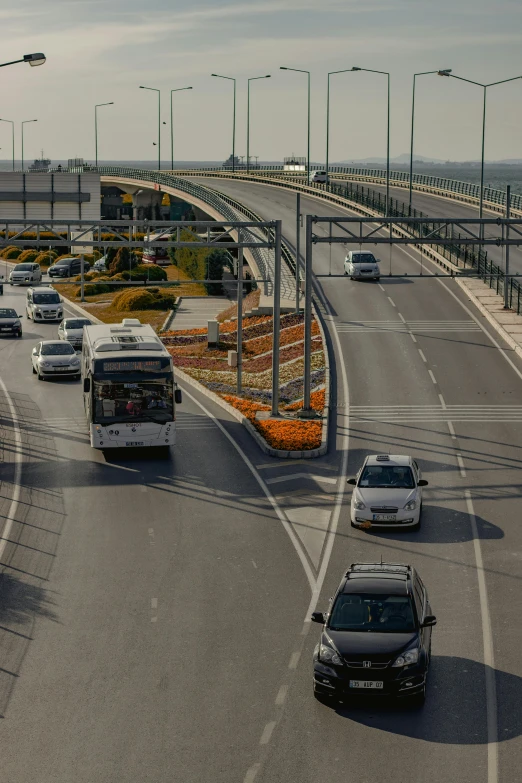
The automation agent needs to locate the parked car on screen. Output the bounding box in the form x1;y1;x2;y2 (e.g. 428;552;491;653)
58;317;92;348
347;454;428;530
0;307;23;337
311;562;436;706
344;251;381;281
48;257;90;278
9;262;42;286
309;170;328;184
26;286;64;322
93;256;108;272
31;340;81;380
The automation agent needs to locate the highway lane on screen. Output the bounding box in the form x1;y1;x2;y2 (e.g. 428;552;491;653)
0;283;313;782
191;177;522;783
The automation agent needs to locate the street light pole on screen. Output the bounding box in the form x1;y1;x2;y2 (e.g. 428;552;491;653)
247;75;270;174
140;86;161;169
352;67;390;215
170;87;192;170
21;119;37;171
438;71;522;227
95;102;114;167
280;67;311;181
0;53;46;69
0;119;15;170
326;69;353;180
212;74;236;172
409;70;451;213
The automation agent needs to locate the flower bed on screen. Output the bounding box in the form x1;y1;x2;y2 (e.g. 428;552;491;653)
222;396;322;451
285;388;326;412
171;336;322;373
185;350;324;389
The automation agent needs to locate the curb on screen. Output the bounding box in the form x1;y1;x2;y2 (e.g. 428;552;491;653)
159;297;181;333
61;296;103;324
456;278;522;361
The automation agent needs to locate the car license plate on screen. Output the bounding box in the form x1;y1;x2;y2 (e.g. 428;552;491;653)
373;514;396;521
350;681;383;689
55;367;71;372
126;441;144;446
1;327;11;331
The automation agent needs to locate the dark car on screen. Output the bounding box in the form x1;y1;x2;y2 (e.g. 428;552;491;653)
0;308;23;337
312;562;436;706
48;257;90;278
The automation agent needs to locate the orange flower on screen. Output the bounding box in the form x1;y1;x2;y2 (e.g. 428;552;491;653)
284;388;325;413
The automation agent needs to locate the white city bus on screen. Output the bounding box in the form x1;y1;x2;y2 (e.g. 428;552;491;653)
81;319;182;450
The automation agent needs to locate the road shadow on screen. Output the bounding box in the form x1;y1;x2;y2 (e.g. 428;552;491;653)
328;656;519;745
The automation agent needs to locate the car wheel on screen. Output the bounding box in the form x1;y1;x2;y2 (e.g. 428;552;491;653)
32;364;36;374
18;331;22;338
37;373;44;381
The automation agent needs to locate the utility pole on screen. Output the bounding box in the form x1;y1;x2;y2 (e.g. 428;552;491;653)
504;185;511;309
271;221;282;417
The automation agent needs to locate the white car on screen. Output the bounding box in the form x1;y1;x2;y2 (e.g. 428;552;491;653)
309;170;328;184
93;256;108;272
58;317;92;348
26;286;64;322
31;340;81;381
348;454;427;530
9;262;42;286
344;251;380;280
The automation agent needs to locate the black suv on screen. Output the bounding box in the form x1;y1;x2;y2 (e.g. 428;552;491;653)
48;257;90;278
312;563;436;705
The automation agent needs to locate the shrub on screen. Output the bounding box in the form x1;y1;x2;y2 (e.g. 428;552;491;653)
113;288;177;312
121;264;167;282
109;247;139;275
35;250;58;266
17;249;39;264
76;283;111;296
3;247;22;260
169;228;209;280
0;245;18;259
205;248;233;295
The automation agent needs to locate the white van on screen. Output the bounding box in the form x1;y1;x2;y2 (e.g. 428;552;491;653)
309;170;328;184
26;286;64;322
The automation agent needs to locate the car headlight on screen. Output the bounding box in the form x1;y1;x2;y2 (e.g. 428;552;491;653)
354;499;366;510
404;500;417;511
13;320;21;327
40;361;52;368
71;356;80;365
319;644;343;666
392;648;419;667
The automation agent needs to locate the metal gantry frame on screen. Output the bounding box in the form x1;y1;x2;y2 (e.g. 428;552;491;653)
0;217;283;410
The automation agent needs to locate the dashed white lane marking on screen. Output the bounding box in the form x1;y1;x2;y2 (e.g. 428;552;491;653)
378;283;385;291
418;349;427;363
438;394;447;410
148;528;155;544
387;296;396;307
0;377;22;564
398;312;406;323
251;560;258;569
456;453;467;477
288;651;301;670
259;721;276;746
410;332;417;343
428;370;437;384
243;763;261;783
265;473;337;486
447;421;457;439
275;684;288;706
151;598;158;609
465;490;498;783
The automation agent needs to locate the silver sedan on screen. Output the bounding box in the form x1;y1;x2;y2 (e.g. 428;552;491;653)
31;340;81;381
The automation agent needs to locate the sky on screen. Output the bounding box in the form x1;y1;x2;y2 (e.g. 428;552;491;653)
2;0;522;164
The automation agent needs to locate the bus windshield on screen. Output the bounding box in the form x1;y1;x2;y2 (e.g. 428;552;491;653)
93;376;173;424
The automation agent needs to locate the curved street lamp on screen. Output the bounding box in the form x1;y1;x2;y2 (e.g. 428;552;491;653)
95;102;114;167
351;67;390;215
280;67;310;180
140;86;161;169
0;53;46;69
21;119;37;171
0;119;15;170
170;87;192;170
247;75;270;174
211;74;236;172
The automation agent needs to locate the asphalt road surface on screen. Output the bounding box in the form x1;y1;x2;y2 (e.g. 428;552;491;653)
0;175;521;783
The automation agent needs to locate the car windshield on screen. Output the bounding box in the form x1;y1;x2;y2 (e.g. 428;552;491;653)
33;292;60;304
92;378;174;424
64;319;91;329
55;259;73;266
329;593;416;632
359;465;415;489
0;309;17;318
41;343;75;356
15;264;34;271
351;254;376;264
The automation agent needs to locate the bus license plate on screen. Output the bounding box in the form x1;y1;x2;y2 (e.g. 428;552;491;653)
350;681;383;689
373;514;396;521
126;441;144;446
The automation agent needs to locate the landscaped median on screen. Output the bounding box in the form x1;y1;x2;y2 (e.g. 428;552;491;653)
162;307;329;457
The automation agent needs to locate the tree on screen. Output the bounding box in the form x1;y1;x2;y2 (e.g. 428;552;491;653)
109;246;139;275
169;229;209;281
205;248;233;295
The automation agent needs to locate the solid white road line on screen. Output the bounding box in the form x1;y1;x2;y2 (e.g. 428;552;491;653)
0;376;22;565
180;388;316;594
465;490;498;783
265;473;337;486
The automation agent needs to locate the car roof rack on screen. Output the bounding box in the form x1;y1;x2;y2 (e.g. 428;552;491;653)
346;562;412;576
